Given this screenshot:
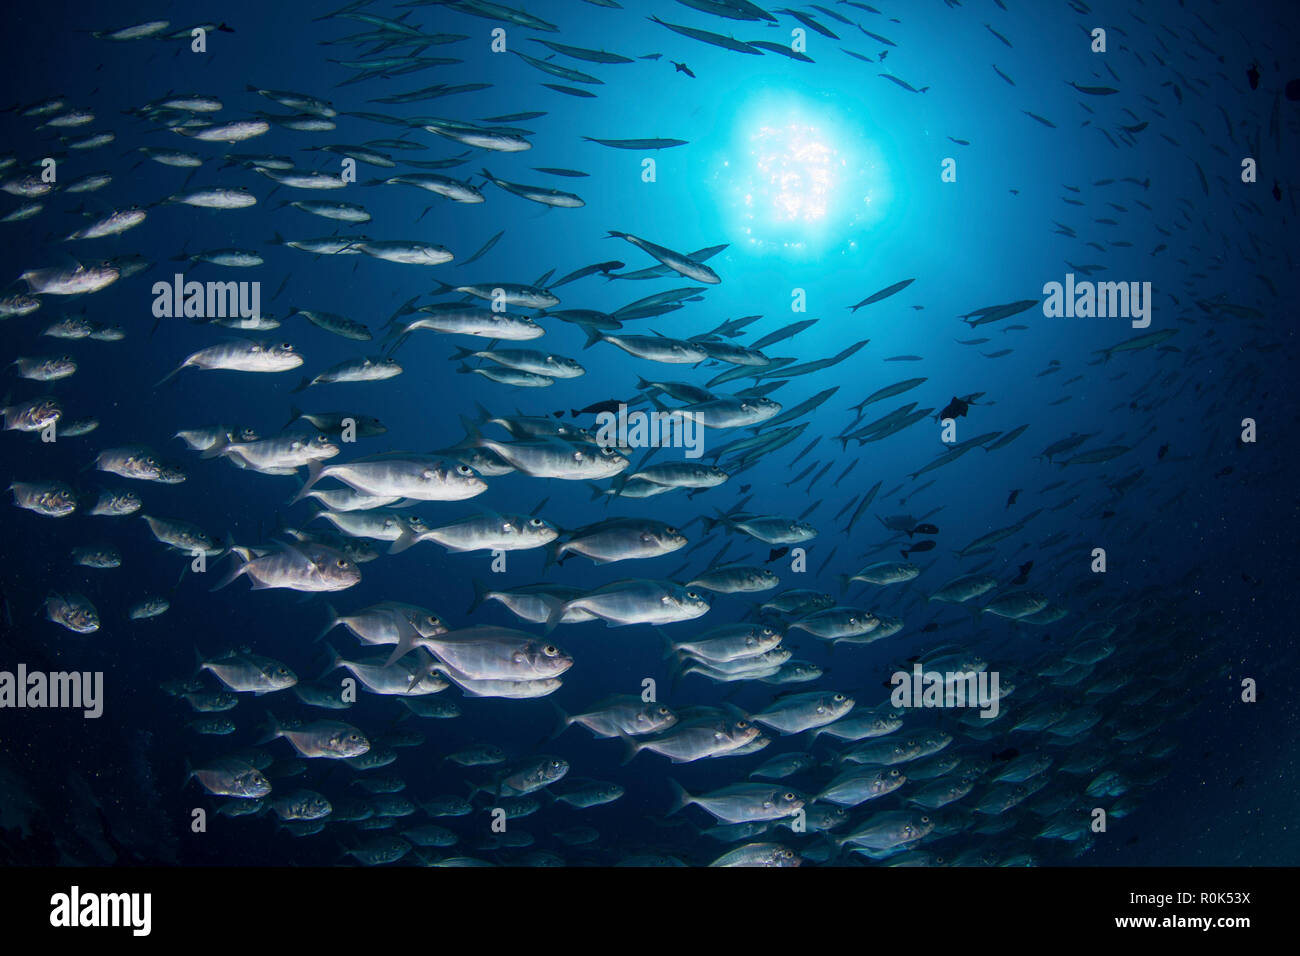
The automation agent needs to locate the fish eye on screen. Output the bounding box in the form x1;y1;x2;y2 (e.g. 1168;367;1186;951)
543;645;557;656
834;694;845;702
456;465;472;475
336;558;347;568
784;792;795;800
736;720;749;728
529;517;543;526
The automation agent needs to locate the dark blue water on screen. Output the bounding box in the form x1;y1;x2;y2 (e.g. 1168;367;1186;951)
0;0;1296;866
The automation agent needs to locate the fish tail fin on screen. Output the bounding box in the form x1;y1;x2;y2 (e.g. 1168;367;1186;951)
581;326;603;350
199;436;232;460
541;540;562;570
280;405;304;432
254;710;283;745
657;627;680;661
388;526;419;555
458;415;484;446
382;616;421;668
616;730;642;766
542;596;568;635
208;545;249;592
153;361;186;388
290;460;326;505
467;578;490;615
547;700;571;741
389;295;419;324
314;602;341;644
318;640;344;680
665;778;692;816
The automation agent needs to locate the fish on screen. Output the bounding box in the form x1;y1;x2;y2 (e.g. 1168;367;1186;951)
582;137;688;150
849;278;915;311
607;231;721;284
0;0;1273;875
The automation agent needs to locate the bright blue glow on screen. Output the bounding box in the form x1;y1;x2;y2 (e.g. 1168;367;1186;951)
712;93;892;256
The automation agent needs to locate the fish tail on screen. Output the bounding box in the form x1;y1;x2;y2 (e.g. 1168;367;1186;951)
541;539;561;570
382;616;421;668
458;415;484;446
314;602;341;644
388;526;419;555
665;778;693;816
616;731;642;766
255;711;282;745
467;577;489;615
290;460;327;505
199;436;232;461
541;595;568;635
280;405;304;432
208;544;249;593
547;700;571;741
318;640;344;680
386;297;420;328
153;362;186;388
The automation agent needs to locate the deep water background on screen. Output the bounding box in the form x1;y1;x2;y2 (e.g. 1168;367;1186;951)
0;0;1297;865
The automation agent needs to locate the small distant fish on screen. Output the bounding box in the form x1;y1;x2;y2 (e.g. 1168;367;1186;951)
849;278;914;311
899;540;935;560
1011;561;1033;586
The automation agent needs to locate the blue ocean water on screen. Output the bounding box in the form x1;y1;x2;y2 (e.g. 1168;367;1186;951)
0;0;1296;866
